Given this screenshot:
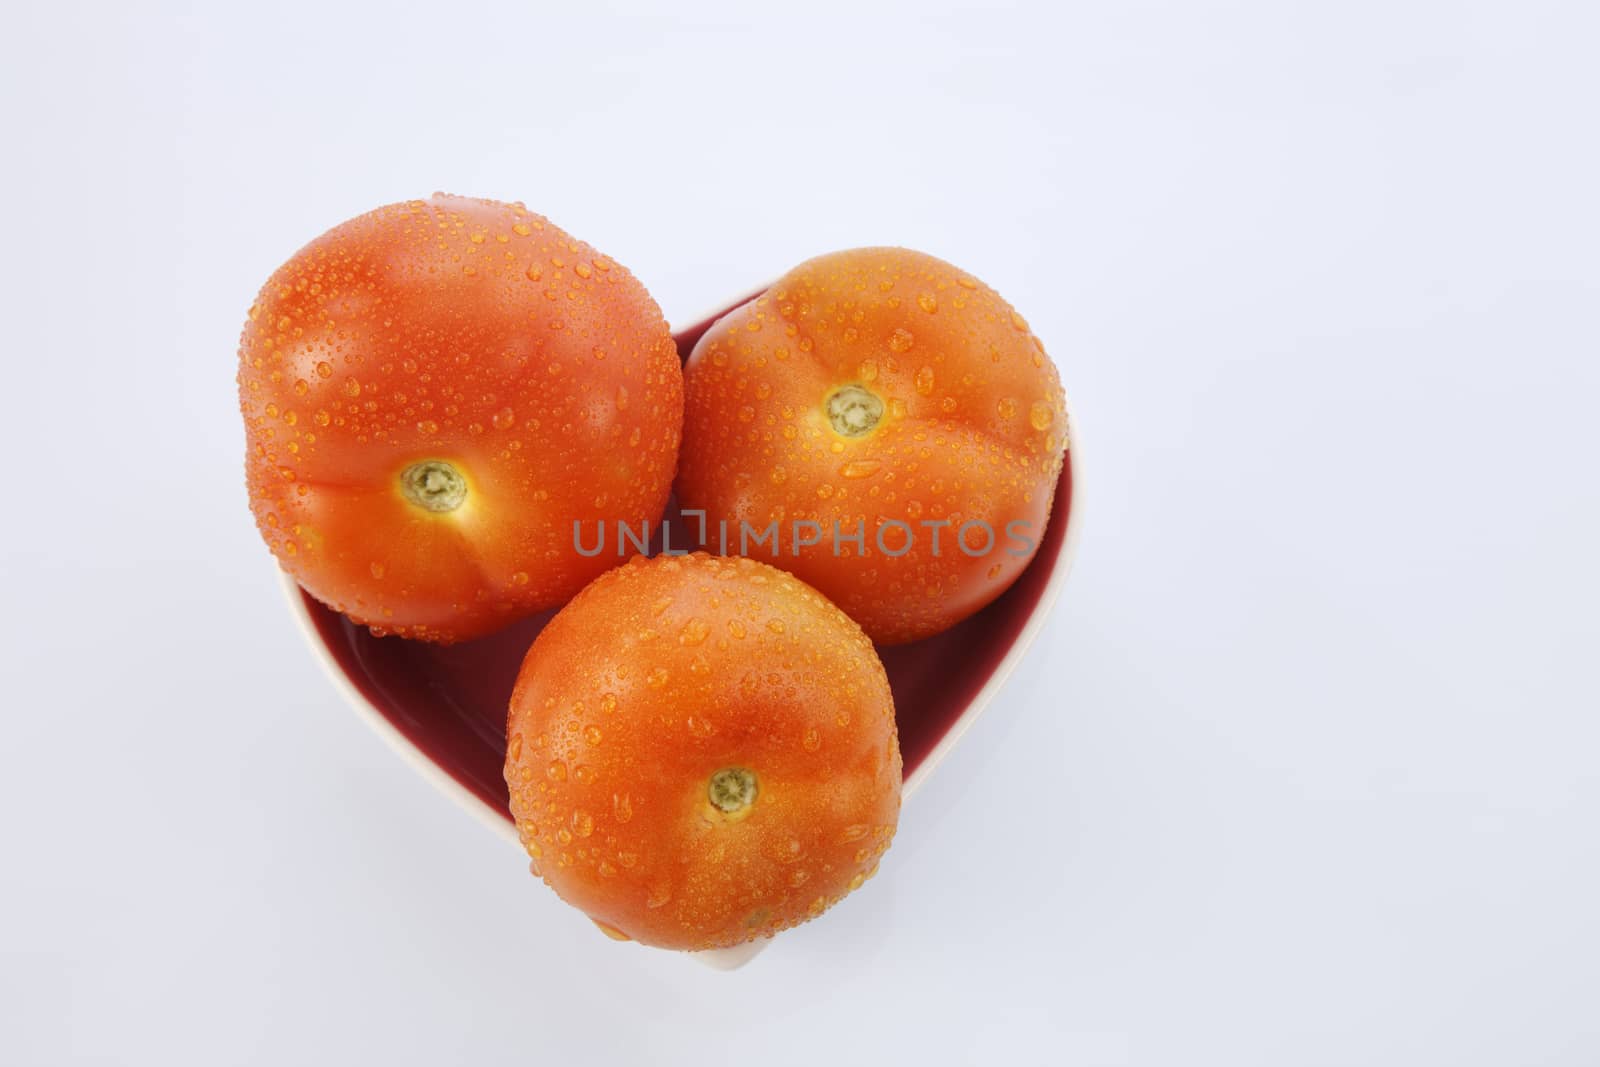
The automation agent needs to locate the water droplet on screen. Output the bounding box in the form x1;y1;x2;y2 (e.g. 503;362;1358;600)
917;292;938;314
571;810;594;838
646;666;669;688
956;275;978;289
315;361;333;379
887;328;915;353
727;618;747;639
584;725;603;746
803;728;821;752
613;793;633;823
858;358;879;381
679;618;709;645
574;262;592;279
369;561;386;579
1030;402;1054;430
1010;309;1030;332
492;407;516;430
914;366;935;396
546;760;567;782
592;918;630;941
840;459;880;478
998;397;1018;419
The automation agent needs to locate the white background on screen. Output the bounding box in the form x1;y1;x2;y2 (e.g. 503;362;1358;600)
3;1;1597;1063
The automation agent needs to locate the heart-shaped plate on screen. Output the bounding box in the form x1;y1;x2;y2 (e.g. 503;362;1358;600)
280;290;1083;968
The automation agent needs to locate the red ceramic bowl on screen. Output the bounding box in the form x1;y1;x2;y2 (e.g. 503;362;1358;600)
281;288;1084;967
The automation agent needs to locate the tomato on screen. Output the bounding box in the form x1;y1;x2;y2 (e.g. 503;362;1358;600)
239;195;683;643
504;552;900;950
675;247;1068;644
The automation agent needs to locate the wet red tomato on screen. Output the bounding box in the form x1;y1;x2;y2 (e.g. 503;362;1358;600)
504;553;901;950
239;195;683;642
676;247;1068;644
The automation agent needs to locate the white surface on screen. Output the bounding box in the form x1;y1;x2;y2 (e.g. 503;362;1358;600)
3;2;1598;1064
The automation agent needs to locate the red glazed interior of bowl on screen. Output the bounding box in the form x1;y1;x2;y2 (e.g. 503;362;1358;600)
298;300;1075;821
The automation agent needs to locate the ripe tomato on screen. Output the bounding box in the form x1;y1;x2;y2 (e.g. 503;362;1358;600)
239;195;683;643
504;552;901;950
675;247;1068;644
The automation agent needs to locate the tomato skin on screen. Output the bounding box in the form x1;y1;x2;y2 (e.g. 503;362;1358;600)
504;553;900;951
239;195;683;643
675;247;1068;644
